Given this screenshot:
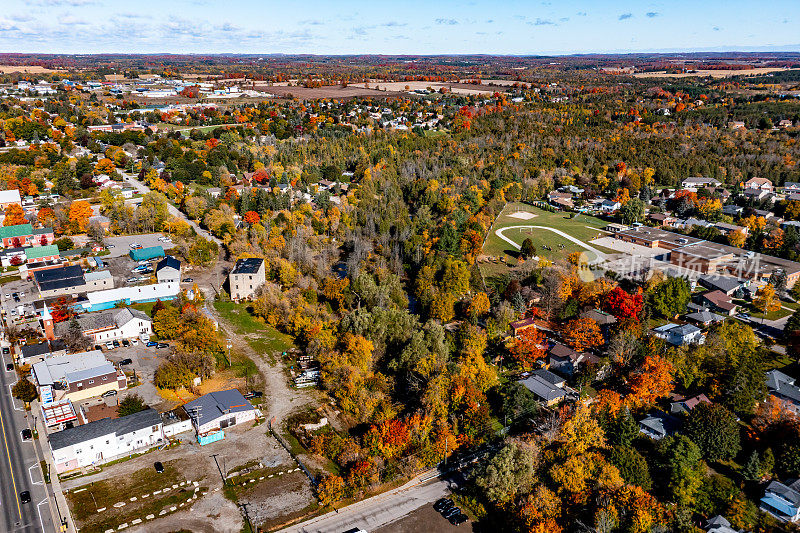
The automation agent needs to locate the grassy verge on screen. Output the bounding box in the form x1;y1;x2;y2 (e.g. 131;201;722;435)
213;300;294;355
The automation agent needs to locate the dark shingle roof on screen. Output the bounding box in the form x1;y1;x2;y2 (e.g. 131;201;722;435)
48;408;162;451
156;255;180;272
34;264;83;284
232;258;263;275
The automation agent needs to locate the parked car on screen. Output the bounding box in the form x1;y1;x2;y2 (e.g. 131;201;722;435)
113;340;120;348
154;461;164;474
19;292;24;297
442;507;462;519
107;244;115;249
20;428;31;440
434;499;454;512
101;390;117;397
146;341;158;347
122;339;130;347
19;491;30;504
2;346;9;354
244;391;263;399
13;296;20;302
449;513;468;525
156;343;168;349
126;277;139;283
182;278;193;283
4;293;9;299
129;243;141;249
105;341;114;349
119;358;133;366
131;338;139;346
5;363;13;371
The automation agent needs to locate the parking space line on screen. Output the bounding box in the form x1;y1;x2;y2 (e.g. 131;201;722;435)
37;498;48;532
29;464;42;484
7;384;23;411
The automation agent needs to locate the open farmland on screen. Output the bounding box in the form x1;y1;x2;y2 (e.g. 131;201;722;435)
633;67;794;78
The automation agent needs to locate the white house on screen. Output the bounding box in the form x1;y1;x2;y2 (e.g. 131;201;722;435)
49;409;164;473
183;389;257;435
681;177;722;191
55;308;152;343
0;189;21;210
156;256;181;284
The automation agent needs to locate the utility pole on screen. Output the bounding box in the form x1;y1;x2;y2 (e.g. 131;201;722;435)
239;502;253;532
210;453;226;485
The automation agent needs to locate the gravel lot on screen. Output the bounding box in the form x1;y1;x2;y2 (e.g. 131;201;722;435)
375;504;473;533
102;233;168;258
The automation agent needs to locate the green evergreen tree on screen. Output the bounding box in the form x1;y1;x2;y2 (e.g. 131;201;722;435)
741;450;761;482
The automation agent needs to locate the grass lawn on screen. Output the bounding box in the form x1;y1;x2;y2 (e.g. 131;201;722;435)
65;461;197;533
748;306;793;321
213;299;293;355
0;274;20;285
482;202;615;265
130;301;156;317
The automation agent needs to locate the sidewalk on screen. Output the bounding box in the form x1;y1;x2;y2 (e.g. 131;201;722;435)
31;402;75;533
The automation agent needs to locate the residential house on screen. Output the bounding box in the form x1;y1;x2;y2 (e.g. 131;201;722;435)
24;244;60;264
510;317;537;336
548;343;599;376
705;515;739;533
0;188;21;210
722;205;744;217
49;409;164;474
783;182;800;195
670;393;711;415
743;188;773;202
229;258;266;302
760;479;800;523
697;275;745;296
653;323;705;346
685;310;725;327
698;290;738;316
714;222;747;237
519;369;571;406
638;411;680;440
766;370;800;413
0;224;54;248
183;389;258;436
156;256;181;284
779;119;794;129
600;200;621;213
745;177;774;193
547;191;574;210
32;350;127;402
681;177;722;190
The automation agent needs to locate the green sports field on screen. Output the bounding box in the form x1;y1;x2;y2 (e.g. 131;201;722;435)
481;202;615;265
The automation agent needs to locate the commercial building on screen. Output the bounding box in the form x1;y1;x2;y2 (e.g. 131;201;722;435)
55;308;152;343
129;246;165;261
34;265;86;298
229;258;265;301
77;282;180;312
32;350;127;402
48;409;164;474
183;389;257;435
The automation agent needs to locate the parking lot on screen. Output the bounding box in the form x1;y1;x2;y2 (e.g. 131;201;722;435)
99;342;174;407
0;277;37;322
102;233;169;258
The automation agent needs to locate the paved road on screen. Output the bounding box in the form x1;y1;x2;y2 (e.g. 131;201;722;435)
278;470;449;533
0;351;55;532
120;172;223;245
495;225;607;264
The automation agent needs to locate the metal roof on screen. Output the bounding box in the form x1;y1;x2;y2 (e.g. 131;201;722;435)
183;389;255;427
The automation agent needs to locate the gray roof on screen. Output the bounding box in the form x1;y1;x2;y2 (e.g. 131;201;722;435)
231;258;263;275
767;370;800;404
520;376;567;402
685;311;725;324
766;480;800;508
55;311;115;337
533;368;565;386
113;307;150;327
698;274;742;294
183;389;255;427
48;408;162;451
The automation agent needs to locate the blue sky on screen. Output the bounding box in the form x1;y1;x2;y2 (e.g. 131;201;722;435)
0;0;797;55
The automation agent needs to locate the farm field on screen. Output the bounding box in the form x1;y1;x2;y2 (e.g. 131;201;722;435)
633;67;792;78
481;202;615;266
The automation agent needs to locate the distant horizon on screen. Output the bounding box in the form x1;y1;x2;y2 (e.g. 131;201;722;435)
0;0;797;56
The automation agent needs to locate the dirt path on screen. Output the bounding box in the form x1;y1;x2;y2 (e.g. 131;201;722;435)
209;307;317;425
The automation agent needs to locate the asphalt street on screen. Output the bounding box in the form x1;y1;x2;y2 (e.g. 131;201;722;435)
0;351;54;533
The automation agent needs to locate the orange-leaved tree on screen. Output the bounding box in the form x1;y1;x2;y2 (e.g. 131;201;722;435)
562;317;604;352
94;158;116;175
243;211;261;225
68;200;93;233
510;326;546;369
3;203;26;226
627;355;674;408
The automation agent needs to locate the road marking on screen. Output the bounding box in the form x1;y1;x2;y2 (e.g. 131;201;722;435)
29;464;42;484
0;390;23;521
7;384;23;411
37;498;47;532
